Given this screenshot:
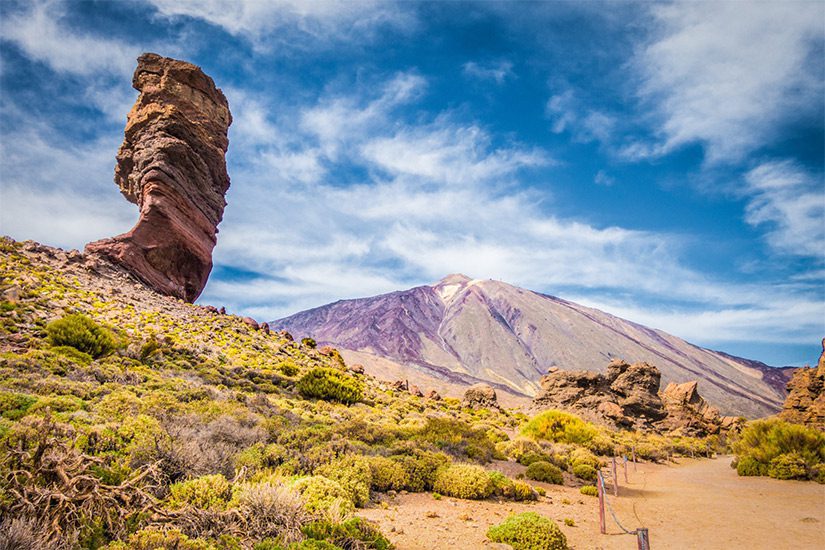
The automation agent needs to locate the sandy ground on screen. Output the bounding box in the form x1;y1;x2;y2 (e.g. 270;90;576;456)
360;456;825;549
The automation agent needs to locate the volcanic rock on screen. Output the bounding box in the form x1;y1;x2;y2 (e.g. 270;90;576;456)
659;381;724;436
409;385;424;397
85;53;232;302
779;339;825;428
349;363;365;374
242;317;259;330
425;390;442;400
462;383;499;409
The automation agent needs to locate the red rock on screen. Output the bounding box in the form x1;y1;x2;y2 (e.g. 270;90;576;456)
85;53;232;302
779;338;825;428
260;322;270;334
409;385;423;397
242;317;259;330
425;390;442;400
349;363;365;374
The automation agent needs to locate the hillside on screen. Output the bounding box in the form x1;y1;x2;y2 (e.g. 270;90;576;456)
273;274;791;418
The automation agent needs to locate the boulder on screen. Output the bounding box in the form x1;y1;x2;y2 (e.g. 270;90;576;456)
409;385;423;397
242;317;259;330
425;390;442;400
462;383;499;409
659;381;723;436
85;53;232;302
779;338;825;428
349;364;365;374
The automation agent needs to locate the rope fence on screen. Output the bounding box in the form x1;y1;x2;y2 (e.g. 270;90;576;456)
597;460;651;550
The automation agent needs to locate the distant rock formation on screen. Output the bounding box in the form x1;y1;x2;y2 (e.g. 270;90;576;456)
463;383;499;410
532;360;667;430
779;339;825;429
86;53;232;302
532;359;731;435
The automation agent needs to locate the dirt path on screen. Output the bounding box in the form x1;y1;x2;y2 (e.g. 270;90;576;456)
360;456;825;549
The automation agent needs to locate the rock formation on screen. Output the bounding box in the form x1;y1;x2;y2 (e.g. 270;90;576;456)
779;339;825;429
532;359;732;435
463;383;499;409
86;53;232;302
532;360;667;430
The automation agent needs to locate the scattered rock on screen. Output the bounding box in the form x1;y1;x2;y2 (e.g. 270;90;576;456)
462;383;499;410
260;322;270;334
409;385;423;397
219;306;226;315
349;363;365;374
203;305;219;314
318;345;337;356
779;338;825;429
85;53;232;302
424;511;439;518
242;317;259;330
425;390;442;400
391;380;409;391
279;330;293;341
2;286;21;303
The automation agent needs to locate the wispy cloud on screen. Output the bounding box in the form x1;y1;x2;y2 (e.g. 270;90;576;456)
462;60;514;84
627;1;824;164
744;160;825;260
545;87;617;145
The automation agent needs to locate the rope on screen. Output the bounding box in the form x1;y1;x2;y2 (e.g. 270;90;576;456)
598;471;638;536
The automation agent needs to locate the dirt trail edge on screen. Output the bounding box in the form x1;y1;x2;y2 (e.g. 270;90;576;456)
360;456;825;550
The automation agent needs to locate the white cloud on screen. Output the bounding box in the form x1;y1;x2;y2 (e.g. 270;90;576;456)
594;170;615;186
146;0;416;46
462;60;514;84
744;160;825;259
1;0;140;76
545;88;616;144
630;1;824;164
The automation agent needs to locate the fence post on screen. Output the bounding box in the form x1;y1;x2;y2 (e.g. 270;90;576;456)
632;446;637;470
636;527;650;550
612;456;618;496
596;471;606;534
623;455;628;483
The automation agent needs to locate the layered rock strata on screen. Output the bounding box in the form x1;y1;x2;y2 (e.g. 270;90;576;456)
779;339;825;429
86;53;232;302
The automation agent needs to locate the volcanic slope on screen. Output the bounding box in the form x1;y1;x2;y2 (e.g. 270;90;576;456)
273;274;790;418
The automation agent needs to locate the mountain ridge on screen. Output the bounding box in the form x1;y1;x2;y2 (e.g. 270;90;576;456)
272;274;794;418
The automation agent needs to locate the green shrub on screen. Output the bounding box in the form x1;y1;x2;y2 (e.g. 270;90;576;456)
487;512;569;550
498;438;543;462
517;451;550;466
278;361;300;377
416;417;498;462
432;463;494;499
167;474;232;510
297;368;363;405
735;455;767;477
768;452;808;480
292;476;354;515
302;337;317;349
316;454;372;507
46;314;117;358
525;461;563;484
572;464;596;482
579;485;598;497
508;479;538;501
0;391;38;420
368;456;410;492
521;410;598;445
393;450;451;492
302;518;392;550
733;418;825;480
51;345;93;365
568;448;601;470
107;527;213;549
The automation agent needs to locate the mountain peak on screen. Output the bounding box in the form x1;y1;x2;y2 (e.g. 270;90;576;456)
435;273;472;286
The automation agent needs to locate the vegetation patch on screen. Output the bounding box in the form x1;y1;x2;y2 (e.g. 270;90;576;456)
487;512;569;550
297;368;363;405
525;461;564;484
432;463;494;499
46;313;118;358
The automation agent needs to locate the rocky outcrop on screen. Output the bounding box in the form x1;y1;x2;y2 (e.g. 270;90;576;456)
532;359;731;435
463;383;499;409
86;53;232;302
779;339;825;429
659;381;725;436
532;360;667;430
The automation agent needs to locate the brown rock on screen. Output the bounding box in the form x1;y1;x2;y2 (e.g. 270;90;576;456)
318;345;337;356
85;53;232;302
279;330;293;341
219;306;226;315
659;381;723;436
203;305;219;314
242;317;259;330
390;380;409;391
425;390;442;400
409;385;423;397
349;364;365;374
779;338;825;428
260;322;270;335
462;383;499;409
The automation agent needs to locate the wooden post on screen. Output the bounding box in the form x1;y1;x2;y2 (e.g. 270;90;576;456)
596;471;606;534
623;455;629;483
611;456;618;496
636;527;650;550
632;446;637;470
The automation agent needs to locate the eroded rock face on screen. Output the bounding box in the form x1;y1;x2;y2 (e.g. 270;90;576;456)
779;338;825;429
659;381;724;436
86;53;232;302
463;383;499;409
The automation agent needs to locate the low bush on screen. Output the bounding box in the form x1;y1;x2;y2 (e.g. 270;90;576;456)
0;391;37;421
579;485;598;497
46;314;117;358
106;527;212;549
291;476;354;516
232;481;310;544
572;463;597;482
568;448;601;470
415;417;498;463
432;463;494;499
525;461;563;484
487;512;569;550
368;456;410;492
297;368;363;405
392;450;451;492
302;517;392;550
768;452;808;480
732;418;825;481
521;410;598;446
316;454;372;507
167;474;232;510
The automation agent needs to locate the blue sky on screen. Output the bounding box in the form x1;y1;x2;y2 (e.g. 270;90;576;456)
0;0;823;366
